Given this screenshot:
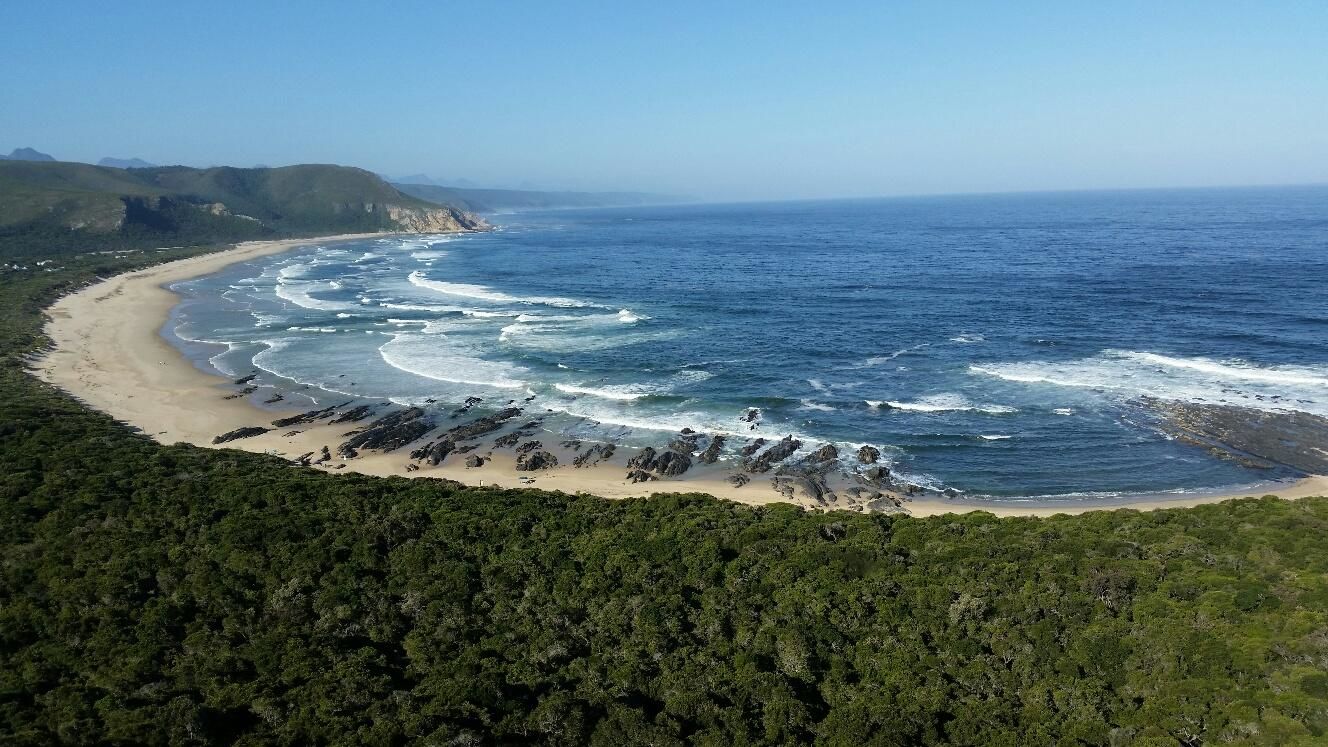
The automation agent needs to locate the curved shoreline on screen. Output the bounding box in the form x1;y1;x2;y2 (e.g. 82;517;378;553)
35;236;1327;517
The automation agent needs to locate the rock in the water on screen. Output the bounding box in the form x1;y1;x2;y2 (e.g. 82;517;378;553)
212;426;271;444
1148;399;1328;474
745;435;802;473
741;408;761;423
233;374;257;385
809;444;838;462
698;435;726;464
515;450;558;471
857;445;880;464
864;465;890;481
739;438;767;457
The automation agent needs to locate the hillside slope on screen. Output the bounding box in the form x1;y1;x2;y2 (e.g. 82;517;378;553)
0;161;487;255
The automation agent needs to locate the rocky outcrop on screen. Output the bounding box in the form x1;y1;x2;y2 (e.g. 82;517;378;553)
626;447;659;472
745;435;802;473
624;445;692;478
1148;399;1328;474
573;443;615;467
212;426;271;444
272;403;351;428
739;438;767;457
857;445;880;464
655;450;692;476
465;454;486;468
410;439;455;466
515;450;558;471
339;407;429;455
385;204;489;233
329;405;376;424
808;444;838;463
440;407;522;442
698;435;726;464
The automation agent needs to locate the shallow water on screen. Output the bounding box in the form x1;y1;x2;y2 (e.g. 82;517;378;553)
168;186;1328;499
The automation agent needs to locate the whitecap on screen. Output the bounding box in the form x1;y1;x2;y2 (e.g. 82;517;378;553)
868;394;1017;415
408;270;597;308
978;434;1012;441
950;333;985;344
378;333;528;389
798;399;837;412
970;349;1328;416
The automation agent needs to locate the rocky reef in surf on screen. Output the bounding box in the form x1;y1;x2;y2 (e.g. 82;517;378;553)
1146;399;1328;475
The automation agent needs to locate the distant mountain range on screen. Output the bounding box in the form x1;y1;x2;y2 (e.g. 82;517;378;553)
98;157;157;169
1;147;56;162
0;161;486;253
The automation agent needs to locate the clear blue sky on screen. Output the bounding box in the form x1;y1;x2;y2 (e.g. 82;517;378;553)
4;1;1326;200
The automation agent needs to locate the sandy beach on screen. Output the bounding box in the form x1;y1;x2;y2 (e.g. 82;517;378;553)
35;235;1327;518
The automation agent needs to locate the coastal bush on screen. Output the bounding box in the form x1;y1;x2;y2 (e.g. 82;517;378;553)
1;242;1327;745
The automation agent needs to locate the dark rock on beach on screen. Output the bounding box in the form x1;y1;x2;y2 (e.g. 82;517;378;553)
233;374;257;385
465;454;486;468
212;426;271;444
655;450;692;476
626;447;659;472
515;450;558;471
329;405;375;424
857;445;880;464
272;403;350;428
339;407;429;455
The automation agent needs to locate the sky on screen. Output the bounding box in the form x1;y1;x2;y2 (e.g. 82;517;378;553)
3;1;1326;201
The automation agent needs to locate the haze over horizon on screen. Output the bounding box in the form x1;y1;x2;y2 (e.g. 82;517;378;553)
4;2;1326;201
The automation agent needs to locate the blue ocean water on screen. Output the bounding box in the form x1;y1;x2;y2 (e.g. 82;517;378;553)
168;186;1328;500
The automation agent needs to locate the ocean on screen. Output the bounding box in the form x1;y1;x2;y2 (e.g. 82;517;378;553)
167;186;1328;501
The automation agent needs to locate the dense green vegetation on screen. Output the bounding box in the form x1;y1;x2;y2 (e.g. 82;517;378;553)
0;162;465;256
2;237;1327;745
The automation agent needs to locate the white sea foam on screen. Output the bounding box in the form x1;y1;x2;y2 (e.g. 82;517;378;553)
286;326;338;333
378;333;528;389
274;280;354;311
408;270;596;308
868;394;1017;415
970;349;1328;416
1053;408;1075;416
855;343;931;368
555;383;648;401
798;399;837;412
950;333;985;344
978;434;1012;441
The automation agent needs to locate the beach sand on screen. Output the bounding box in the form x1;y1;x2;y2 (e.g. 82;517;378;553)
35;235;1327;518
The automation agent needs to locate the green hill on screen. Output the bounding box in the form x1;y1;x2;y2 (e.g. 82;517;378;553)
0;161;486;256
